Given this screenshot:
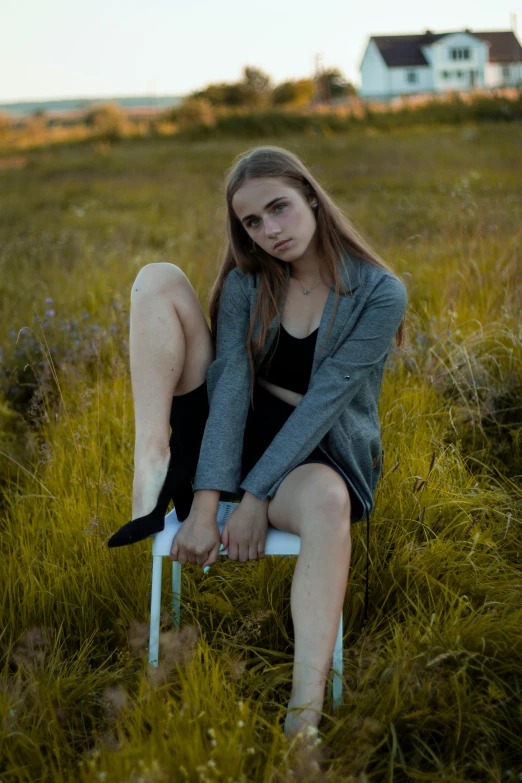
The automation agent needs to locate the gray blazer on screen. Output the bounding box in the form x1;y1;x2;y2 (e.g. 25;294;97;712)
193;253;408;521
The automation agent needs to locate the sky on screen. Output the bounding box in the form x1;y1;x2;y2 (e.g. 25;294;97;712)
1;0;521;103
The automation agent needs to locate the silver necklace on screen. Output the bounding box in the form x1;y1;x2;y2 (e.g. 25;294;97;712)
293;277;324;295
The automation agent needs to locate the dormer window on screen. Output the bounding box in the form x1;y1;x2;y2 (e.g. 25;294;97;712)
450;47;471;60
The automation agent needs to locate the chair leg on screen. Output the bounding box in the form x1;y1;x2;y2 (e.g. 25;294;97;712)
172;561;181;629
331;610;343;710
149;555;163;667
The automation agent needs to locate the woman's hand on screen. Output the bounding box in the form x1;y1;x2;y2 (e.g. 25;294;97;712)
220;492;269;562
169;506;222;574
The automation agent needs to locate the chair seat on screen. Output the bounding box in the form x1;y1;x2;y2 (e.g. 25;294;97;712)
152;500;302;557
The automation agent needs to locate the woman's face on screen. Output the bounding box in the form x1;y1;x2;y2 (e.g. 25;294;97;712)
231;177;318;260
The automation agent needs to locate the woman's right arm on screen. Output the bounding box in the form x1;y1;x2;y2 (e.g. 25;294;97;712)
193;488;221;521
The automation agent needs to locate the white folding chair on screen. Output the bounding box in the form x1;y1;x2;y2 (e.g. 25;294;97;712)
149;499;344;709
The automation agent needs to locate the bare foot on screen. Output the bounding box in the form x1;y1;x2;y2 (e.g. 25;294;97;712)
131;447;172;519
284;697;322;742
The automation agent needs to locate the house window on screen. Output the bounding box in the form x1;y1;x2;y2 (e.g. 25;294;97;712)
457;70;463;78
450;47;471;61
502;66;511;78
406;71;418;83
441;70;450;79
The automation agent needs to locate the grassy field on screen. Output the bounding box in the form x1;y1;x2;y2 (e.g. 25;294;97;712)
0;123;521;782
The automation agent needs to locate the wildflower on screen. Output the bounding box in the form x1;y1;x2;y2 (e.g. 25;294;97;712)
45;297;54;304
160;625;200;669
127;620;150;657
83;516;98;536
102;686;129;714
45;309;55;317
11;627;53;670
102;480;116;497
237;720;244;728
228;656;246;680
39;442;54;466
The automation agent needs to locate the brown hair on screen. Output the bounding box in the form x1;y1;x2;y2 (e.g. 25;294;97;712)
207;145;407;406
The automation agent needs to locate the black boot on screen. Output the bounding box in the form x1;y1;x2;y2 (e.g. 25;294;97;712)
107;381;209;548
168;380;209;522
107;449;190;547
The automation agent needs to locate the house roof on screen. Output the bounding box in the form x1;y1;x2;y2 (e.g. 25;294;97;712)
370;29;522;67
472;31;522;63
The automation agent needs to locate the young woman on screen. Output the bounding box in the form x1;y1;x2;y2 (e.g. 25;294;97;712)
108;145;408;741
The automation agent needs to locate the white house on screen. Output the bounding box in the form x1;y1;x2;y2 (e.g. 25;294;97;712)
359;29;522;99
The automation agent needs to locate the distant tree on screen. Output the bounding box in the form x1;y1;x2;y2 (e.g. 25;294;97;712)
189;65;273;109
271;79;315;106
27;108;48;134
316;68;356;102
241;66;273;106
190;82;247;107
163;97;215;128
84;103;125;140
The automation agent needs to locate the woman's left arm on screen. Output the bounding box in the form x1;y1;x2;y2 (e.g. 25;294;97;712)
239;275;408;501
193;267;252;495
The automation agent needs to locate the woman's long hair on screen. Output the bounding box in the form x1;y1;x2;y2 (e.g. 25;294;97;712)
207;145;407;405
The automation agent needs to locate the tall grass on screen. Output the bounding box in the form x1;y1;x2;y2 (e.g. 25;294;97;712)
0;123;521;781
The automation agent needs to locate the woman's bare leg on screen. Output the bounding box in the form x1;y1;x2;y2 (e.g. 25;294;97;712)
129;262;214;519
267;465;352;740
